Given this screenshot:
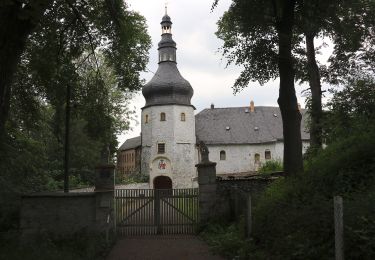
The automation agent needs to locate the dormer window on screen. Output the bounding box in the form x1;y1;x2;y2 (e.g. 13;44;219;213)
160;112;166;121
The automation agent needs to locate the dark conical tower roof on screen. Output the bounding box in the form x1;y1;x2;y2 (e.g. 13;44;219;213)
142;11;194;108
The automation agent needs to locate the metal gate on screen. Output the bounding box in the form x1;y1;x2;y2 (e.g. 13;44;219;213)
115;188;199;236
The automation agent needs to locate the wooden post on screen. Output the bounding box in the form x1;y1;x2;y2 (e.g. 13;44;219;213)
64;84;71;193
155;190;161;234
245;193;252;238
334;196;344;260
234;190;239;221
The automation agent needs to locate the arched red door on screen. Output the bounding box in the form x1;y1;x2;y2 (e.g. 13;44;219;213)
153;176;172;189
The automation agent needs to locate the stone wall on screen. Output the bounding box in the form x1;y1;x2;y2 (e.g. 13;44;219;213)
207;140;310;174
117;148;138;175
142;105;197;188
21;192;95;236
214;178;275;222
19;164;115;241
20;191;114;239
196;143;278;224
217;178;274;194
208;143;282;174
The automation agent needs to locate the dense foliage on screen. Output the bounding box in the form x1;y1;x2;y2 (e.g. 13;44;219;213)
215;0;375;159
201;220;259;259
215;0;304;175
202;75;375;259
0;1;151;232
250;125;375;259
258;160;283;174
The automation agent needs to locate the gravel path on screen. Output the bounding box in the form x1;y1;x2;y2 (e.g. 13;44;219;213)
115;183;149;189
68;183;150;193
106;235;224;260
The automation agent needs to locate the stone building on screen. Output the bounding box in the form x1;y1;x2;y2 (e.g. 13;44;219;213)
117;136;141;176
141;11;196;189
117;11;310;188
195;103;310;174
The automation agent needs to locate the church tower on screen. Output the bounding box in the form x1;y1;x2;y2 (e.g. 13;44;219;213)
141;10;196;188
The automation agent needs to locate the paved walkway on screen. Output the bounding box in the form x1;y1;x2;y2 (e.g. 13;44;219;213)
106;235;225;260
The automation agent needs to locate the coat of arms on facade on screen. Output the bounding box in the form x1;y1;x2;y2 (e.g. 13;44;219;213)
158;159;166;170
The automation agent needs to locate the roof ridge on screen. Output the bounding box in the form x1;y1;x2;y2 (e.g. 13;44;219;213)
201;105;280;109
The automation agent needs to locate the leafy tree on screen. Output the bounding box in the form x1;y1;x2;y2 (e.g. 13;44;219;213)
0;0;151;139
0;0;151;230
4;50;139;185
297;0;375;152
324;72;375;144
215;0;303;175
294;1;336;151
0;0;53;138
214;0;375;166
328;0;375;84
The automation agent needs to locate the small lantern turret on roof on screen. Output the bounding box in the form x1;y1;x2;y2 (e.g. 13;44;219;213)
142;8;194;109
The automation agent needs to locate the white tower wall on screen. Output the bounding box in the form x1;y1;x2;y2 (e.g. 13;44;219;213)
141;105;196;188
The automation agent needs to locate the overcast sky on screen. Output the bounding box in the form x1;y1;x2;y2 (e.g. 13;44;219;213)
118;0;328;145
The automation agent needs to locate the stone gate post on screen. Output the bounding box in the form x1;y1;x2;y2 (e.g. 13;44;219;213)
195;141;217;225
95;164;115;240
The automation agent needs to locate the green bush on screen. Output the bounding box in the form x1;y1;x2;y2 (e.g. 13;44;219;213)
249;126;375;259
344;190;375;258
201;219;265;259
117;172;149;184
258;160;283;174
203;125;375;259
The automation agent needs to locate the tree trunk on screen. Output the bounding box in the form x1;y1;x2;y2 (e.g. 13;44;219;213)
276;0;303;176
305;34;323;151
0;0;51;138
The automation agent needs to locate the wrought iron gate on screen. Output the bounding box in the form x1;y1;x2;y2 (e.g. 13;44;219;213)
115;188;199;236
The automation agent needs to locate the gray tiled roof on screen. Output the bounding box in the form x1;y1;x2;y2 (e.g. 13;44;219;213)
195;106;310;145
142;62;194;108
119;106;310;150
119;136;141;151
142;14;193;109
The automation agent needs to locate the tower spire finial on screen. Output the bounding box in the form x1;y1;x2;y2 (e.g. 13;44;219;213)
165;1;168;15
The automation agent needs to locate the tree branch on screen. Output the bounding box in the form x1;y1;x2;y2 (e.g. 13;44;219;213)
104;0;121;28
64;0;100;76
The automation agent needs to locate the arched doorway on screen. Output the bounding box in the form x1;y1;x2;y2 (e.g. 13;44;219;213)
153;176;172;189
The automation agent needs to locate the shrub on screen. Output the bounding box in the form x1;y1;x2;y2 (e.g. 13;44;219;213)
258;160;283;174
249;126;375;259
200;219;266;259
117;172;149;184
203;125;375;259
